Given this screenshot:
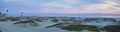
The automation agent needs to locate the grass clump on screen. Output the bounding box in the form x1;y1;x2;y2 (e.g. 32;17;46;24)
46;23;63;28
34;18;42;22
6;17;18;21
84;18;98;22
61;25;100;32
102;25;120;32
46;25;56;28
0;19;6;21
61;19;69;21
51;18;59;22
13;19;38;26
0;30;2;32
10;18;18;21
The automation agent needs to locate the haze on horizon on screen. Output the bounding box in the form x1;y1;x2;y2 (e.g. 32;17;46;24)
0;0;120;16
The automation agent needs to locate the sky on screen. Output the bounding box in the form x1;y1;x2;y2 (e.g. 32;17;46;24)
0;0;120;15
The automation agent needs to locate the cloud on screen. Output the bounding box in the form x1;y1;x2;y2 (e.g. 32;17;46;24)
45;2;72;8
83;0;120;14
1;0;120;14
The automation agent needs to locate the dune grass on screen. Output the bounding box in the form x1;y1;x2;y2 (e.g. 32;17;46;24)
0;30;2;32
0;19;6;21
102;25;120;32
61;25;100;32
46;23;64;28
33;18;43;22
13;19;39;26
51;18;59;22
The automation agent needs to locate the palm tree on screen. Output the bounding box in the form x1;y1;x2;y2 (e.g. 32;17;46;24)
21;12;24;19
0;12;1;15
6;10;9;13
0;12;2;17
5;10;9;16
21;12;24;16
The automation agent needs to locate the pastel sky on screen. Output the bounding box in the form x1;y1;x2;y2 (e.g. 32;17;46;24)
0;0;120;14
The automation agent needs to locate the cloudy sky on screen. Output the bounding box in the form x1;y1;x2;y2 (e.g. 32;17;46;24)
0;0;120;15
